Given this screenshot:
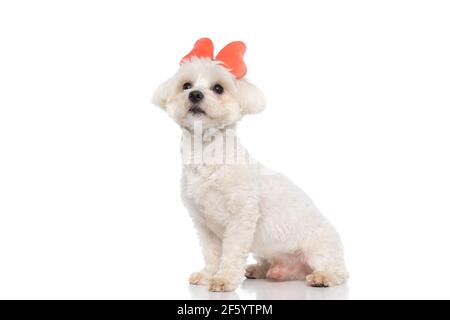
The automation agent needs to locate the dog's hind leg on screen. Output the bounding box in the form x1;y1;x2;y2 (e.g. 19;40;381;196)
305;246;349;287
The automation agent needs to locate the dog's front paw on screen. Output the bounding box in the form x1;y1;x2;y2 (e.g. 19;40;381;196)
209;274;240;292
306;270;346;287
189;270;213;286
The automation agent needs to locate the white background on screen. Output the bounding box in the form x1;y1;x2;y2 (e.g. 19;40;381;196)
1;1;449;300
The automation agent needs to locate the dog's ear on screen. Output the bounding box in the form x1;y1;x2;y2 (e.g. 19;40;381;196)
152;79;173;108
236;79;266;114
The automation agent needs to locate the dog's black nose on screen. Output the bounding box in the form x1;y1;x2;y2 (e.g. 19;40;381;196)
189;90;204;103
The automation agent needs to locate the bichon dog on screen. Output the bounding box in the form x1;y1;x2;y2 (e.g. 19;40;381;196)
152;38;348;292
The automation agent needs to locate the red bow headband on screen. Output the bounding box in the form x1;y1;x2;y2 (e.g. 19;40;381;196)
180;38;247;79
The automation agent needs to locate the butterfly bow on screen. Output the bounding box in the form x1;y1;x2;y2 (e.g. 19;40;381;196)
180;38;247;79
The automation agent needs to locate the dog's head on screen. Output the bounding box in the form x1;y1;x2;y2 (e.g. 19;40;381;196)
152;38;265;130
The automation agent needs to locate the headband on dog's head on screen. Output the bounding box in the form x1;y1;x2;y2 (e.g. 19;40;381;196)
180;38;247;79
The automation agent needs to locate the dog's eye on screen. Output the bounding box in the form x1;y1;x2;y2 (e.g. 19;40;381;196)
182;82;192;90
212;84;224;95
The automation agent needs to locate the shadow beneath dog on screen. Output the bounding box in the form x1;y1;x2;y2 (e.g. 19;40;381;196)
240;279;349;300
188;279;349;300
188;285;241;300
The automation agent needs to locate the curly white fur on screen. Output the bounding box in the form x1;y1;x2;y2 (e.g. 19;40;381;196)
153;58;348;292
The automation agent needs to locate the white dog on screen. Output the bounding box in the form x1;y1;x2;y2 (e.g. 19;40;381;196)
153;38;348;292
